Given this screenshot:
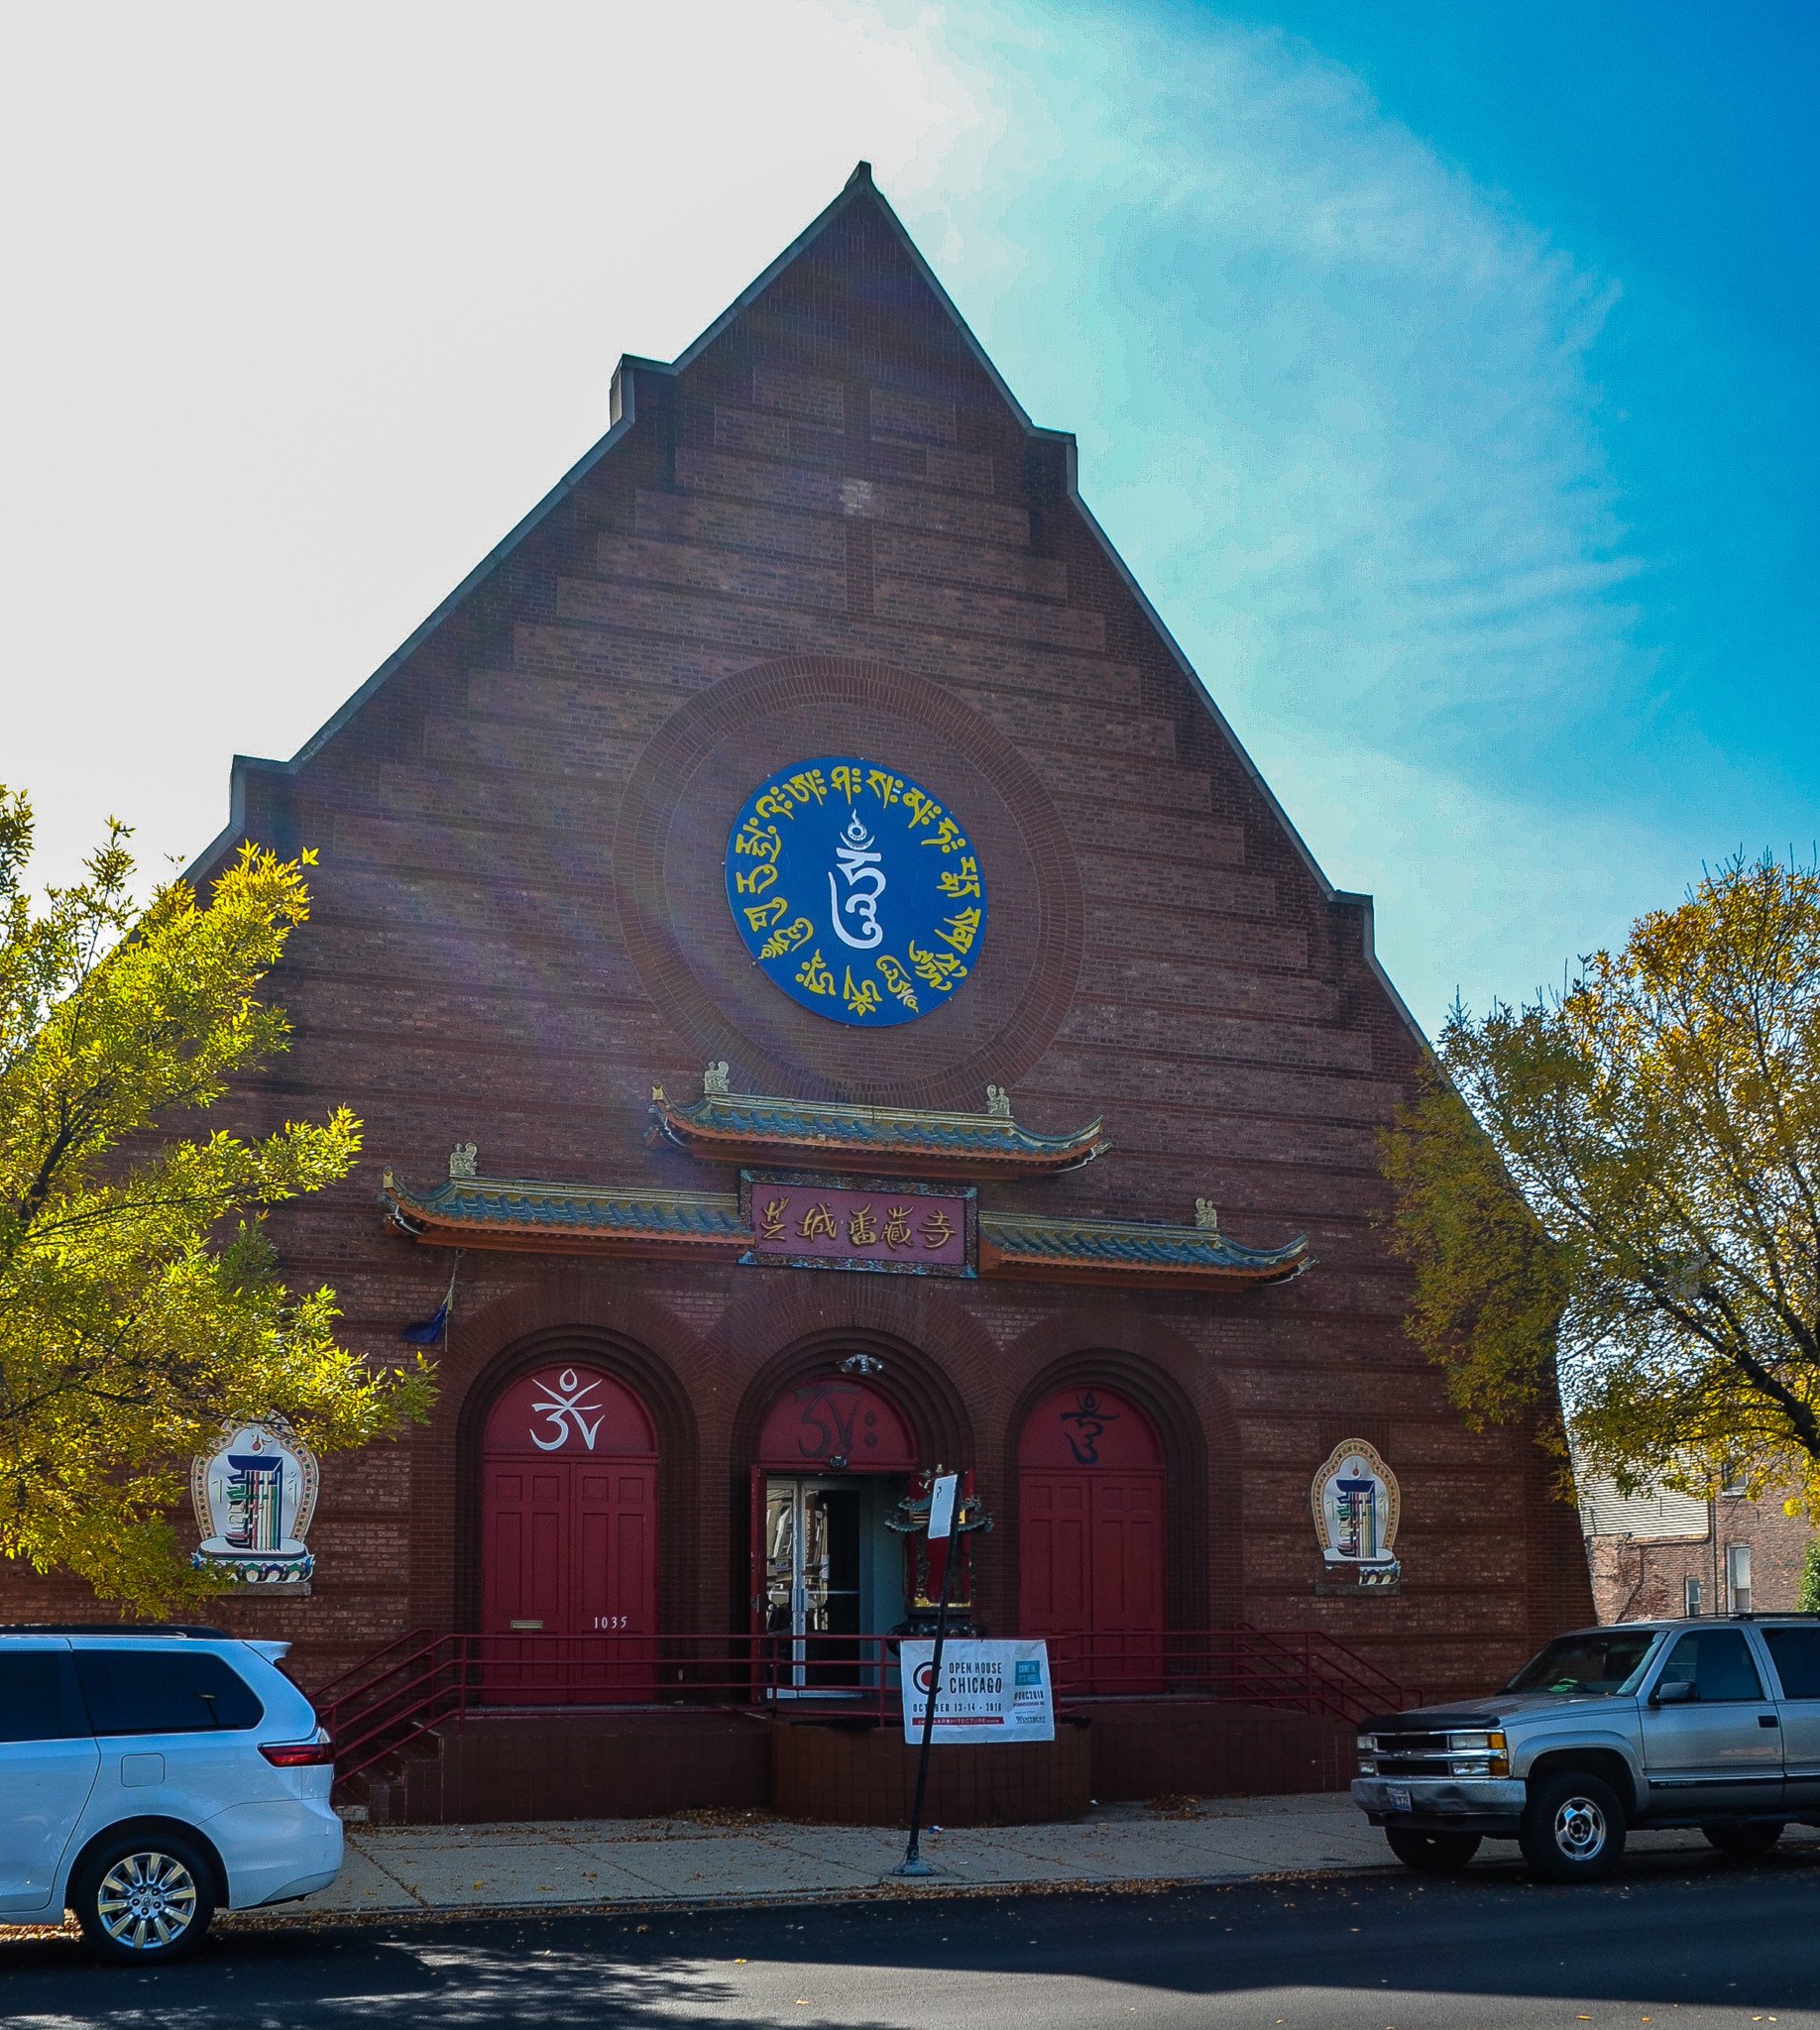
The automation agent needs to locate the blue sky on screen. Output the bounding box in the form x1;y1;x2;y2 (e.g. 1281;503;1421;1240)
3;2;1813;1036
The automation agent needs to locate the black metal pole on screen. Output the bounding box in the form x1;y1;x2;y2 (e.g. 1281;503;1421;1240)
896;1527;958;1876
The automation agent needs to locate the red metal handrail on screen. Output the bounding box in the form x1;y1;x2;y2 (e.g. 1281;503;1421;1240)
322;1626;1417;1798
311;1626;440;1708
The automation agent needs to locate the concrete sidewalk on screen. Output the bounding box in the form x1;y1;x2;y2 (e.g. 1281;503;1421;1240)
244;1794;1820;1923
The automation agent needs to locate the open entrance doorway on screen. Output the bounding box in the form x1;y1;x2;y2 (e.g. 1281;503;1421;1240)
750;1375;916;1697
479;1363;657;1702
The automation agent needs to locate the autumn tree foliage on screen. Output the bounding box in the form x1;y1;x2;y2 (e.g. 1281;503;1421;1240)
0;789;431;1612
1382;854;1820;1512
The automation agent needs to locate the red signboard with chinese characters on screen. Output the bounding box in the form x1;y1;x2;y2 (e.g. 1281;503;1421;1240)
739;1171;975;1277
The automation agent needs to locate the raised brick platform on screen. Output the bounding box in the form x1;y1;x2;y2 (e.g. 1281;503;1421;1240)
770;1715;1092;1827
347;1700;1357;1826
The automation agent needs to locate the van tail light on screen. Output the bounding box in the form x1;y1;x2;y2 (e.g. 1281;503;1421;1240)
260;1739;335;1766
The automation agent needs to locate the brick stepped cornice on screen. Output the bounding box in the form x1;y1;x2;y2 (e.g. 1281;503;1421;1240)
643;1081;1108;1179
978;1210;1310;1291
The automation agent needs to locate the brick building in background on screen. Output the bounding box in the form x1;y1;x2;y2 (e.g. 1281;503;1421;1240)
1579;1468;1816;1624
2;167;1594;1818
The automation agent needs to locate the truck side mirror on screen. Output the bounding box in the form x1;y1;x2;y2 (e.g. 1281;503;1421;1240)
1650;1678;1697;1705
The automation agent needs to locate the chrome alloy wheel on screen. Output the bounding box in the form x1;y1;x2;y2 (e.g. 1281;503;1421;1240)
95;1851;200;1952
1550;1794;1609;1863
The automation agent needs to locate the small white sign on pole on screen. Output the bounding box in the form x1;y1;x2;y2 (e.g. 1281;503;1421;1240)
927;1472;958;1540
900;1638;1054;1744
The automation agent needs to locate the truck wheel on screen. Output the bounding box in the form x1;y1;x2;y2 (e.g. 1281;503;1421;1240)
71;1834;216;1964
1702;1822;1784;1858
1385;1828;1482;1873
1519;1771;1626;1882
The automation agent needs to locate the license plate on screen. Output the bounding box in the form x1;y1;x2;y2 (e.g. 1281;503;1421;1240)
1389;1786;1412;1812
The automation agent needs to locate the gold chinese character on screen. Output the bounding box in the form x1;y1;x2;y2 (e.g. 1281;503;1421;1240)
847;1203;878;1247
924;818;968;855
744;896;788;931
786;768;828;806
939;907;982;955
866;767;903;809
938;853;980;894
883;1205;915;1248
759;1197;791;1241
901;787;942;831
795;948;836;996
734;862;777;897
843;966;883;1017
799;1201;839;1241
831;762;863;801
920;1208;956;1249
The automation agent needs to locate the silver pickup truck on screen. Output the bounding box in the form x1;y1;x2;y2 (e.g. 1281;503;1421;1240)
1353;1617;1820;1880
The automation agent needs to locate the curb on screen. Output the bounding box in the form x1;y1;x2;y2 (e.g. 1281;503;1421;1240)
212;1862;1395;1932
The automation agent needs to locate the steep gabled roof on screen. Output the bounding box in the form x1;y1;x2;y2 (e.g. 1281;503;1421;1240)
185;161;1423;1049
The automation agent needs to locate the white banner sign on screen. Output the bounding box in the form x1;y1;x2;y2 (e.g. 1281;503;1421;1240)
900;1638;1055;1744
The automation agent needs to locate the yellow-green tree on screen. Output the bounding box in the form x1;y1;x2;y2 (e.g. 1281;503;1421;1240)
1382;854;1820;1512
0;788;431;1613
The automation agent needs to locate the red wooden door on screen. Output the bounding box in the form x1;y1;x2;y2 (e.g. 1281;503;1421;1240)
1019;1473;1090;1635
480;1365;657;1703
1019;1386;1166;1692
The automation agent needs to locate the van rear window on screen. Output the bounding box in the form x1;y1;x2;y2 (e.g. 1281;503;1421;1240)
74;1648;264;1735
0;1650;83;1741
1763;1627;1820;1699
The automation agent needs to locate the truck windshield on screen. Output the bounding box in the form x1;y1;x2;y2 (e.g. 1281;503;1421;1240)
1504;1631;1661;1696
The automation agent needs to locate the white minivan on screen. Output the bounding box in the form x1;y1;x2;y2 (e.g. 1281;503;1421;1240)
0;1626;342;1961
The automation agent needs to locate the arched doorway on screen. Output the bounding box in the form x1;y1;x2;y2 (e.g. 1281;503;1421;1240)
1020;1385;1165;1687
481;1364;658;1701
751;1375;917;1694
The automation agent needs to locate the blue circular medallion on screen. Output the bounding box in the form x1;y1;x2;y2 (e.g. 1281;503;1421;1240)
726;757;986;1027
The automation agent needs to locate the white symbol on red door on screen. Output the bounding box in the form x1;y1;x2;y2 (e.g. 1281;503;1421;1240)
528;1369;606;1451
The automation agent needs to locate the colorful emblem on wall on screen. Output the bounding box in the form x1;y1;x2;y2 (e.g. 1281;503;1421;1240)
1310;1437;1401;1586
190;1413;319;1587
725;756;986;1026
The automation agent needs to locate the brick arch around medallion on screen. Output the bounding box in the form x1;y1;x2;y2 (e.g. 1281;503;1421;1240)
1000;1310;1233;1632
614;654;1084;1108
428;1279;705;1637
719;1280;985;1635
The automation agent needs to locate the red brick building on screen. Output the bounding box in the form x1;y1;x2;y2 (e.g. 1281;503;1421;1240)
5;167;1592;1813
1579;1471;1817;1625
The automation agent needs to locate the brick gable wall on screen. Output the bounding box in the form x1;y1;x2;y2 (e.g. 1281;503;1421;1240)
0;176;1593;1704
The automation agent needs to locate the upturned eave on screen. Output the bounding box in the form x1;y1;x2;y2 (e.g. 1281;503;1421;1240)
643;1084;1108;1179
379;1170;744;1261
977;1211;1311;1291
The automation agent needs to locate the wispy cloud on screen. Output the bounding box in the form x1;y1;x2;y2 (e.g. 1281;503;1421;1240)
857;2;1666;1023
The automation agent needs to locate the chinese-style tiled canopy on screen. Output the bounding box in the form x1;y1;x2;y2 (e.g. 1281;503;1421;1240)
380;1170;1308;1290
644;1081;1108;1178
382;1073;1309;1292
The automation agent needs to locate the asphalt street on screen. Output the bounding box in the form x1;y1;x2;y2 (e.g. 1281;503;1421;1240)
4;1839;1817;2029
